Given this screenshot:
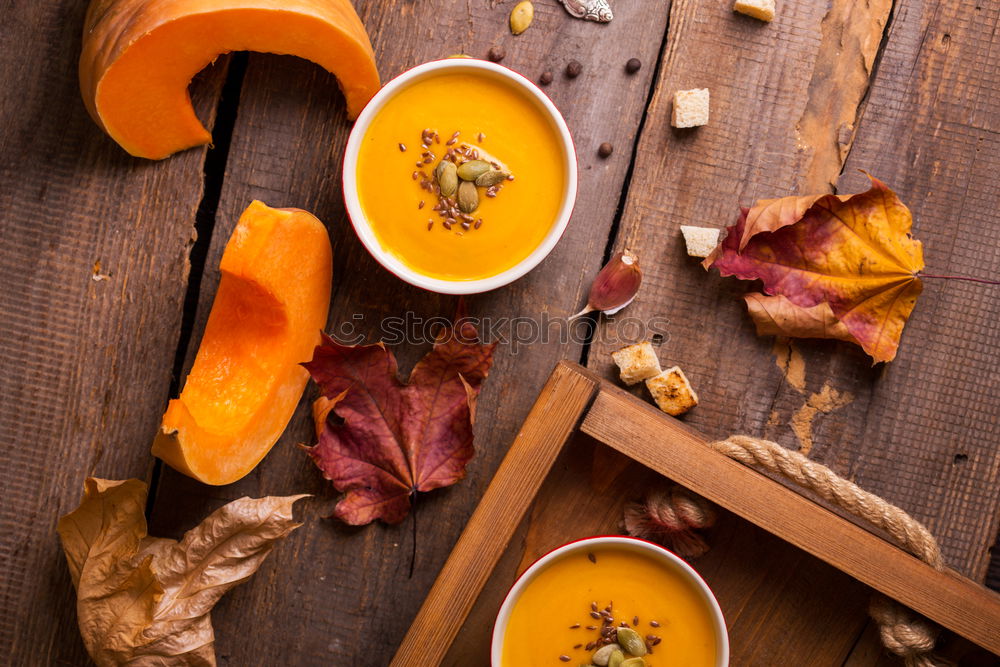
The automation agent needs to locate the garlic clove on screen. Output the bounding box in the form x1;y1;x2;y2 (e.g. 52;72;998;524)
570;251;642;320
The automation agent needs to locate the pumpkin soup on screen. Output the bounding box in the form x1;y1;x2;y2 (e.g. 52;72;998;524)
500;546;720;667
355;70;568;281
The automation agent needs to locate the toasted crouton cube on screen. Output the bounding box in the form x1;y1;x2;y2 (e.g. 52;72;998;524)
671;88;710;128
734;0;775;22
680;226;721;258
612;342;661;386
646;366;699;416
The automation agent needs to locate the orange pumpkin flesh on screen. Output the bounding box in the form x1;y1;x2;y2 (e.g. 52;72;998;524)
80;0;380;159
152;201;332;485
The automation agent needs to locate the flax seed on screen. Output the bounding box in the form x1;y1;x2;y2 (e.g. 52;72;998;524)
474;219;483;229
559;656;570;663
418;201;425;209
478;132;485;142
569;624;580;629
650;620;660;628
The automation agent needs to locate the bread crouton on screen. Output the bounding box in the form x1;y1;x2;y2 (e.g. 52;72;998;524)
680;226;721;258
611;342;661;386
734;0;775;22
646;366;699;416
671;88;710;128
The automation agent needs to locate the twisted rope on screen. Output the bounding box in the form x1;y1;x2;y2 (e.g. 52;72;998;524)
623;484;717;559
709;435;948;666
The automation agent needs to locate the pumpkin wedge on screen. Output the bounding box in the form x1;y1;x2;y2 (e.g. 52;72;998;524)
80;0;380;159
153;201;332;485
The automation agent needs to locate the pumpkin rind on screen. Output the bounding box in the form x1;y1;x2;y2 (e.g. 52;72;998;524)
80;0;380;159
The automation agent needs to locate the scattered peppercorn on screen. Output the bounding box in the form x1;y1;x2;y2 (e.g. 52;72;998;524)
598;142;613;158
565;60;582;78
625;57;642;74
539;70;553;85
487;46;505;62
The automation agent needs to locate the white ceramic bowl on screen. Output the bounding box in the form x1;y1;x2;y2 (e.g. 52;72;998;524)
491;536;730;666
342;58;578;294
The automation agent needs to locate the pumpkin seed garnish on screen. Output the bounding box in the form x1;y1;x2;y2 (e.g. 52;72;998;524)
457;159;491;181
510;0;534;34
620;659;645;667
435;160;458;197
591;643;621;666
608;650;626;667
475;169;510;187
457;180;479;213
615;628;646;657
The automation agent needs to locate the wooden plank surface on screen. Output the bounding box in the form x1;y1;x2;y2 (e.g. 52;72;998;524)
580;382;1000;654
825;0;1000;580
587;0;1000;580
2;0;999;664
144;3;672;665
0;3;227;664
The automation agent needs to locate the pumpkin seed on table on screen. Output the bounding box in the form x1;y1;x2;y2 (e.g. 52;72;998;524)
435;160;458;197
457;180;479;213
475;169;510;187
510;0;534;34
457;159;491;181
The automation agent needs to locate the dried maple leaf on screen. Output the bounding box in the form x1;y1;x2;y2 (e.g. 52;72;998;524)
303;317;496;525
705;175;923;363
57;478;304;666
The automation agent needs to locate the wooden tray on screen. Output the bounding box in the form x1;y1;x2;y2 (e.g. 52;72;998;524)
390;362;1000;665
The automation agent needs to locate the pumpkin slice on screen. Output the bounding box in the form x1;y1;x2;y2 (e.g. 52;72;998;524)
80;0;380;159
153;201;332;485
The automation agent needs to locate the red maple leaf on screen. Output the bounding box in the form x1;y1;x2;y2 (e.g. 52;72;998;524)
303;317;495;525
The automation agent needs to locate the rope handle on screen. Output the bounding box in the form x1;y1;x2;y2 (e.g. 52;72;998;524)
708;435;944;569
708;435;950;667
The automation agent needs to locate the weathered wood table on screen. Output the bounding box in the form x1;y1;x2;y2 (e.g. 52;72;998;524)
2;1;998;665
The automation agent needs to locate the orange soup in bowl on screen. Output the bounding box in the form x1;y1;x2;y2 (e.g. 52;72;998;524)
494;538;727;667
350;62;572;285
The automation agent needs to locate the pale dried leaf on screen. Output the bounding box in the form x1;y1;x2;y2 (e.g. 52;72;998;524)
58;478;305;666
